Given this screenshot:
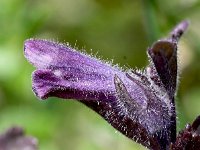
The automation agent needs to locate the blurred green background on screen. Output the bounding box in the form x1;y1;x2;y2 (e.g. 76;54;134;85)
0;0;200;149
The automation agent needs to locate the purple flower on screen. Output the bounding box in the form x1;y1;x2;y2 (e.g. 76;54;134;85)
24;21;193;149
0;127;38;150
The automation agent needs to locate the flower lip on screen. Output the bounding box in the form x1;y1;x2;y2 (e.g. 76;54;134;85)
24;38;121;71
24;39;57;69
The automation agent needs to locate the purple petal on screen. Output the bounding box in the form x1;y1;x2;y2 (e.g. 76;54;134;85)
24;39;119;70
24;39;147;105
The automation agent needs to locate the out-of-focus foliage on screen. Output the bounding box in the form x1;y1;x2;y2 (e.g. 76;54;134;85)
0;0;200;149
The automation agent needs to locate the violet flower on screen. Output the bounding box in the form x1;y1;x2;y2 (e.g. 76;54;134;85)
0;127;38;150
24;21;200;149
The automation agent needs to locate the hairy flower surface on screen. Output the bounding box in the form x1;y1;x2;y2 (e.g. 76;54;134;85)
24;21;190;150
